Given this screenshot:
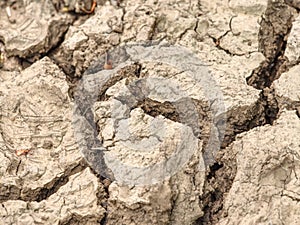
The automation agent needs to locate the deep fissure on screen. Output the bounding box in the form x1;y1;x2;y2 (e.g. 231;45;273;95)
196;1;298;224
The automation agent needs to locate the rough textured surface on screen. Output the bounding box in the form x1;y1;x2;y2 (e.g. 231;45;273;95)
0;1;73;59
0;168;106;225
76;51;209;224
285;14;300;63
0;0;299;224
0;57;106;224
273;64;300;103
218;110;300;225
0;57;80;199
52;4;123;76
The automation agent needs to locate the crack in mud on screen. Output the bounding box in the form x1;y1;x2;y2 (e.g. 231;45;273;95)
97;177;111;225
0;159;87;203
1;0;299;224
196;1;298;224
33;160;87;202
207;16;256;57
247;0;297;89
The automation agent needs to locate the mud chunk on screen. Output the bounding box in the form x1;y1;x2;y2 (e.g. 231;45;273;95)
219;111;300;225
0;1;73;58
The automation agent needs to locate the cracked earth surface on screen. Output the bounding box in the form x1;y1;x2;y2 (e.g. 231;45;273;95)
0;0;300;224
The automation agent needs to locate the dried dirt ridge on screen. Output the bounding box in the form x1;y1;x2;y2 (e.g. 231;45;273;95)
0;0;299;224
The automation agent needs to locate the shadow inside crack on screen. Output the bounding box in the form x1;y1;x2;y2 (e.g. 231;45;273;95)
247;0;296;90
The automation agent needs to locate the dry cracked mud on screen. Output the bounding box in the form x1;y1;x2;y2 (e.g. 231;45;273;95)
0;0;299;224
